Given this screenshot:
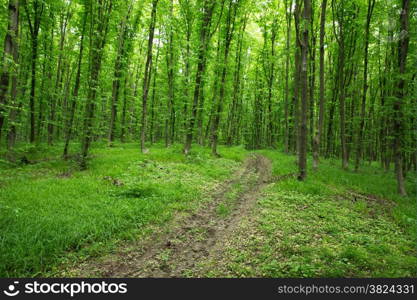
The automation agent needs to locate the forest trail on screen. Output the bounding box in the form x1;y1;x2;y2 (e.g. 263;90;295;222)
69;154;273;278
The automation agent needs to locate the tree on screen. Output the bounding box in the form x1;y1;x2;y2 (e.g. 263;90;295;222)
80;0;113;168
297;0;311;180
23;0;44;143
165;0;176;147
312;0;327;170
0;0;414;189
354;0;375;171
210;0;239;157
0;0;19;145
283;0;292;154
183;0;217;155
49;3;72;146
108;1;135;146
393;0;410;196
140;0;159;154
63;5;88;158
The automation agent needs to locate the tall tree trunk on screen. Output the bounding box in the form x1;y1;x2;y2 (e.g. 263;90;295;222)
120;76;129;143
226;13;247;146
354;0;375;171
7;16;26;151
24;0;44;143
179;0;193;141
264;18;277;148
0;0;19;146
80;0;113;168
210;0;238;157
183;0;216;155
165;0;175;147
49;8;70;146
140;0;158;153
313;0;327;169
393;0;410;196
109;2;134;145
293;2;302;155
150;40;161;144
298;0;311;180
63;7;87;158
284;0;292;153
308;8;316;153
332;0;348;170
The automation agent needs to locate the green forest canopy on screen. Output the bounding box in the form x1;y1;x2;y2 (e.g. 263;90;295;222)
0;0;415;194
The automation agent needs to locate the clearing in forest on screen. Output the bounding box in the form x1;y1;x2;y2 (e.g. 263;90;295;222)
57;149;416;278
61;154;275;277
1;144;415;277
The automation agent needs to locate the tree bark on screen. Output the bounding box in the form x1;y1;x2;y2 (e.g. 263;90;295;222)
298;0;311;180
63;7;87;158
354;0;375;171
165;0;175;147
313;0;327;169
80;0;113;168
24;0;44;143
49;7;70;145
393;0;410;196
210;0;238;157
140;0;158;153
332;0;348;170
183;0;216;155
108;2;134;145
0;0;19;146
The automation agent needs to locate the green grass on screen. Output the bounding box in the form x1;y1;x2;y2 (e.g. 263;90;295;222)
216;182;245;217
0;143;415;278
201;150;417;278
0;142;246;277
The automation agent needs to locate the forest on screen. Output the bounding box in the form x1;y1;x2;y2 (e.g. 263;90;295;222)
0;0;416;278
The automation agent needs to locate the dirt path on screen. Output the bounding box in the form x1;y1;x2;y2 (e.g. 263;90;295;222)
67;154;273;278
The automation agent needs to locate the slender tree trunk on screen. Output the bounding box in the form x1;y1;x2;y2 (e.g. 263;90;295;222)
140;0;158;153
332;0;348;169
226;13;247;146
120;76;129;143
108;1;135;145
298;0;311;180
283;0;292;153
308;8;316;153
0;0;19;146
313;0;327;169
7;20;26;151
264;19;277;148
166;0;175;147
49;9;70;146
80;0;113;168
393;0;410;196
24;0;44;143
197;78;207;145
63;8;87;158
183;0;216;155
325;53;338;158
179;0;194;141
210;0;238;157
293;2;302;155
150;40;161;144
354;0;375;171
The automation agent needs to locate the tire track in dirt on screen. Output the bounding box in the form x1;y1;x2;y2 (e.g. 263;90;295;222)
67;154;274;278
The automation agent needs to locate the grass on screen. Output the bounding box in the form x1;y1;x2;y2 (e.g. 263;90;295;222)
0;142;246;277
216;182;245;217
0;142;415;277
200;150;417;278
